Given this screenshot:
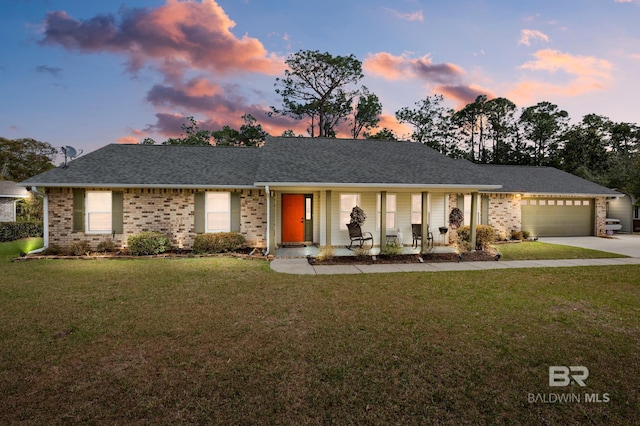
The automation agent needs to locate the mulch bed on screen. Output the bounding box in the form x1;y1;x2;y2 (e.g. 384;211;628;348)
314;247;500;265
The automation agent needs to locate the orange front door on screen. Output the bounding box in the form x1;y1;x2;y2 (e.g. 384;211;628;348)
282;194;305;243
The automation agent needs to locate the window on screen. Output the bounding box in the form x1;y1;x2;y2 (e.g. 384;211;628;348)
206;192;230;232
583;200;590;206
548;199;555;205
86;191;112;233
376;193;397;229
339;193;360;229
634;206;639;220
539;199;547;206
411;194;422;224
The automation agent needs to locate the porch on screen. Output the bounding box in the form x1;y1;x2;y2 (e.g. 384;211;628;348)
275;244;458;258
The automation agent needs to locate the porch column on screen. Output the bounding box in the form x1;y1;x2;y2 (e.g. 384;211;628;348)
380;191;387;248
325;190;332;246
268;191;276;254
421;191;429;254
470;192;479;250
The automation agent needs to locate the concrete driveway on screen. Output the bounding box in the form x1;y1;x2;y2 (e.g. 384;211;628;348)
540;234;640;258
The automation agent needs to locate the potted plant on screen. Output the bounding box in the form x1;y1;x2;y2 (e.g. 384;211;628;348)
449;207;463;229
350;205;367;226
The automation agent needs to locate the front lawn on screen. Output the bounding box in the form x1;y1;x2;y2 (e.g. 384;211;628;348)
1;257;639;424
493;240;626;261
0;237;43;260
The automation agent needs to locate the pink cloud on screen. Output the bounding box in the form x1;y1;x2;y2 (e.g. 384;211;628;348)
434;84;496;109
116;135;139;144
508;49;612;104
382;8;424;22
518;29;550;46
520;49;612;79
364;52;465;83
40;1;285;76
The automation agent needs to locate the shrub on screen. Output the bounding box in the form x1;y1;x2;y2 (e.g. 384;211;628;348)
41;243;62;255
0;221;43;242
381;243;403;257
127;232;170;256
192;232;245;254
511;230;523;241
67;241;92;256
97;239;116;253
316;245;335;262
353;247;369;261
522;230;530;240
457;225;496;250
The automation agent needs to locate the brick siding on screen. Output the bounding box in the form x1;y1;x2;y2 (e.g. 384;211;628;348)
46;187;267;250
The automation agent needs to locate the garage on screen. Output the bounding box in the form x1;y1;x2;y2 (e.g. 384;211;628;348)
521;198;595;237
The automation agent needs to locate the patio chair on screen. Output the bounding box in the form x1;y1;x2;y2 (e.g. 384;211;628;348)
412;224;433;249
346;222;374;250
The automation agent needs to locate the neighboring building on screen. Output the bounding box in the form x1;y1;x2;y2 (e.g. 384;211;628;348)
20;137;622;253
606;194;634;233
0;180;30;222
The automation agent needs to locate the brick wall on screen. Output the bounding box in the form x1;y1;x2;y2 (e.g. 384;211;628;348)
487;193;521;239
595;196;606;236
46;187;267;250
0;198;16;222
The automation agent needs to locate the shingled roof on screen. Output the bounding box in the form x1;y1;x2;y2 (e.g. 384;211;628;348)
0;180;30;197
478;164;620;196
21;144;262;188
19;139;621;197
255;137;500;188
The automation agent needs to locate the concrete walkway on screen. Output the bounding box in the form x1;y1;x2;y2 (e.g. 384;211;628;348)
271;235;640;274
270;256;640;275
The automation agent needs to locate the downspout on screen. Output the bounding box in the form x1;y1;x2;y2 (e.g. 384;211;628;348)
27;187;48;254
264;185;270;256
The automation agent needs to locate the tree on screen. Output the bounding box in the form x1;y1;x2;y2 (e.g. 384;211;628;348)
162;116;212;146
452;95;488;162
271;50;364;138
213;114;268;146
395;95;456;154
351;87;382;139
0;137;58;181
364;128;398;140
484;97;517;164
519;101;569;166
561;114;612;183
140;137;156;145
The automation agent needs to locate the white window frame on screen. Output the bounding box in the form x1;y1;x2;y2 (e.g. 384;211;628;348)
376;193;397;230
339;193;360;230
206;192;231;233
86;191;112;234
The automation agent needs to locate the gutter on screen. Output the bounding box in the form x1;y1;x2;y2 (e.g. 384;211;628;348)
25;187;48;254
264;185;270;256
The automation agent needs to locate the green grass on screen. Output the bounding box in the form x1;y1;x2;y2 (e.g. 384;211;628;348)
493;241;627;261
0;238;43;259
1;257;639;424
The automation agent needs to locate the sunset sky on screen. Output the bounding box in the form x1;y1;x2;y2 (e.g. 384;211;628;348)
2;0;640;156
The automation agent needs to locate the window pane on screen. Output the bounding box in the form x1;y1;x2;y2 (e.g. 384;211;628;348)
206;192;230;232
387;212;396;229
305;197;312;220
207;212;229;232
583;200;590;206
87;192;111;210
411;194;421;224
86;192;112;233
88;212;111;232
340;194;359;229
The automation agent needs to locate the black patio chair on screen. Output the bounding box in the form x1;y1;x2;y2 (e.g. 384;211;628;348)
346;222;374;250
412;223;433;249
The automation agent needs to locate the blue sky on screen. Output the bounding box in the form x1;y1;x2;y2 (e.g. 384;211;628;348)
2;0;640;156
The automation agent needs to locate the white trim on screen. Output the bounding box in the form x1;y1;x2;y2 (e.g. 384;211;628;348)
85;191;112;234
205;191;231;233
257;182;502;190
20;183;257;189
